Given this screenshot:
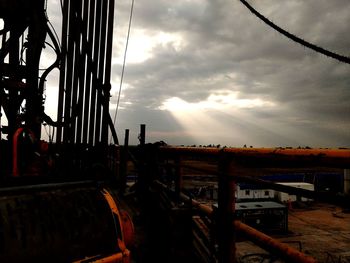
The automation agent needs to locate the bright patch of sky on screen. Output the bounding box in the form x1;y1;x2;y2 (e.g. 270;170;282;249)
159;91;275;112
113;30;184;64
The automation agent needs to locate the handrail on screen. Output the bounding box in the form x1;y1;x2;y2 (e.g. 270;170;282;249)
160;146;350;167
141;145;350;262
234;221;317;263
153;180;317;263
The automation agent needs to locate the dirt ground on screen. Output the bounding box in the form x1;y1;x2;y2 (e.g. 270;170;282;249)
236;202;350;262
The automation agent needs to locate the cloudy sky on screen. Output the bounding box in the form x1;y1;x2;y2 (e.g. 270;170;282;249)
44;0;350;147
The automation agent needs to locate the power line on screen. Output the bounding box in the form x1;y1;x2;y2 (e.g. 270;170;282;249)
112;0;135;131
239;0;350;64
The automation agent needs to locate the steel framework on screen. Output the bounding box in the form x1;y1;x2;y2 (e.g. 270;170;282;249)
56;0;117;146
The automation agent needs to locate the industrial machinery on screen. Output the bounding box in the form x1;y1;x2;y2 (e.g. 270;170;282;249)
0;0;133;262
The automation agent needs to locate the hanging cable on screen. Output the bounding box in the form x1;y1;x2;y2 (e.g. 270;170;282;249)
239;0;350;64
44;2;61;48
60;0;64;14
112;0;135;129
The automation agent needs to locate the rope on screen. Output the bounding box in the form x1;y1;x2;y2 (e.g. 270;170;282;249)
111;0;135;143
239;0;350;64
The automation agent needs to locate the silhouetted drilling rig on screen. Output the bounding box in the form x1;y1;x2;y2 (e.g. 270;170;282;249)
0;1;133;262
1;0;118;177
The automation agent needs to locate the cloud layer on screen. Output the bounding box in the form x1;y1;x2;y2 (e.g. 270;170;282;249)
40;0;349;147
110;0;350;147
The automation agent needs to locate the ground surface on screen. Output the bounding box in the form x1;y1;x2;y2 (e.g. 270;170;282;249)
236;203;350;262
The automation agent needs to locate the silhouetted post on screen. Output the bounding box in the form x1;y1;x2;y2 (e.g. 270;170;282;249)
175;156;183;201
345;169;350;196
139;124;146;146
217;151;236;263
120;129;129;194
137;124;148;198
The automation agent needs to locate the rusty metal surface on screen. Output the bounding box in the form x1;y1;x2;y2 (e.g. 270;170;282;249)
234;221;318;263
0;186;119;262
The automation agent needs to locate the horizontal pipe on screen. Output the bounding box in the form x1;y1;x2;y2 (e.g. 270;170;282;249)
153;180;214;215
232;174;348;207
179;191;214;215
161;146;350;159
164;162;349;207
234;221;317;263
160;147;350;167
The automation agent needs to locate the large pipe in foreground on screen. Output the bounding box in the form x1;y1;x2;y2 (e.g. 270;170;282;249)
234;221;317;263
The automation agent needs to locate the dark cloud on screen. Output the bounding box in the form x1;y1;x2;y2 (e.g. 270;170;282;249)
45;0;350;147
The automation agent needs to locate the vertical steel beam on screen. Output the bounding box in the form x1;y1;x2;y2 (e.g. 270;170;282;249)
25;0;46;139
88;0;102;145
120;129;129;194
139;124;146;146
75;0;90;145
69;0;83;144
82;0;96;145
8;24;20;141
55;0;116;174
217;152;236;263
62;0;76;144
102;0;115;145
175;156;183;201
56;0;69;144
94;0;108;145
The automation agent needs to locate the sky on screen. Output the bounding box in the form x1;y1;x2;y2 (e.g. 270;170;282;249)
17;0;350;147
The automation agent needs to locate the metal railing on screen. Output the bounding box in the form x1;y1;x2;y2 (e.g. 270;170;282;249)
145;146;350;263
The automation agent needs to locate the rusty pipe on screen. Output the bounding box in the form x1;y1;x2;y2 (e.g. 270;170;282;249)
12;127;36;177
160;146;350;159
234;220;318;263
160;147;350;167
153;180;214;215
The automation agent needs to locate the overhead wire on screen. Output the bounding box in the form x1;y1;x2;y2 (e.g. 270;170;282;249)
112;0;135;138
238;0;350;64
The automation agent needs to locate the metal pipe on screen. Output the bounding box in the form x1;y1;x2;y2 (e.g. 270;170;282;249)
217;156;236;262
120;129;129;193
234;220;318;263
154;180;213;215
70;1;83;144
101;0;115;144
62;0;76;144
75;0;89;145
160;147;350;167
94;0;108;145
82;0;96;145
165;161;349;207
56;0;69;144
175;156;183;201
231;174;348;207
89;0;102;145
12;128;35;177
